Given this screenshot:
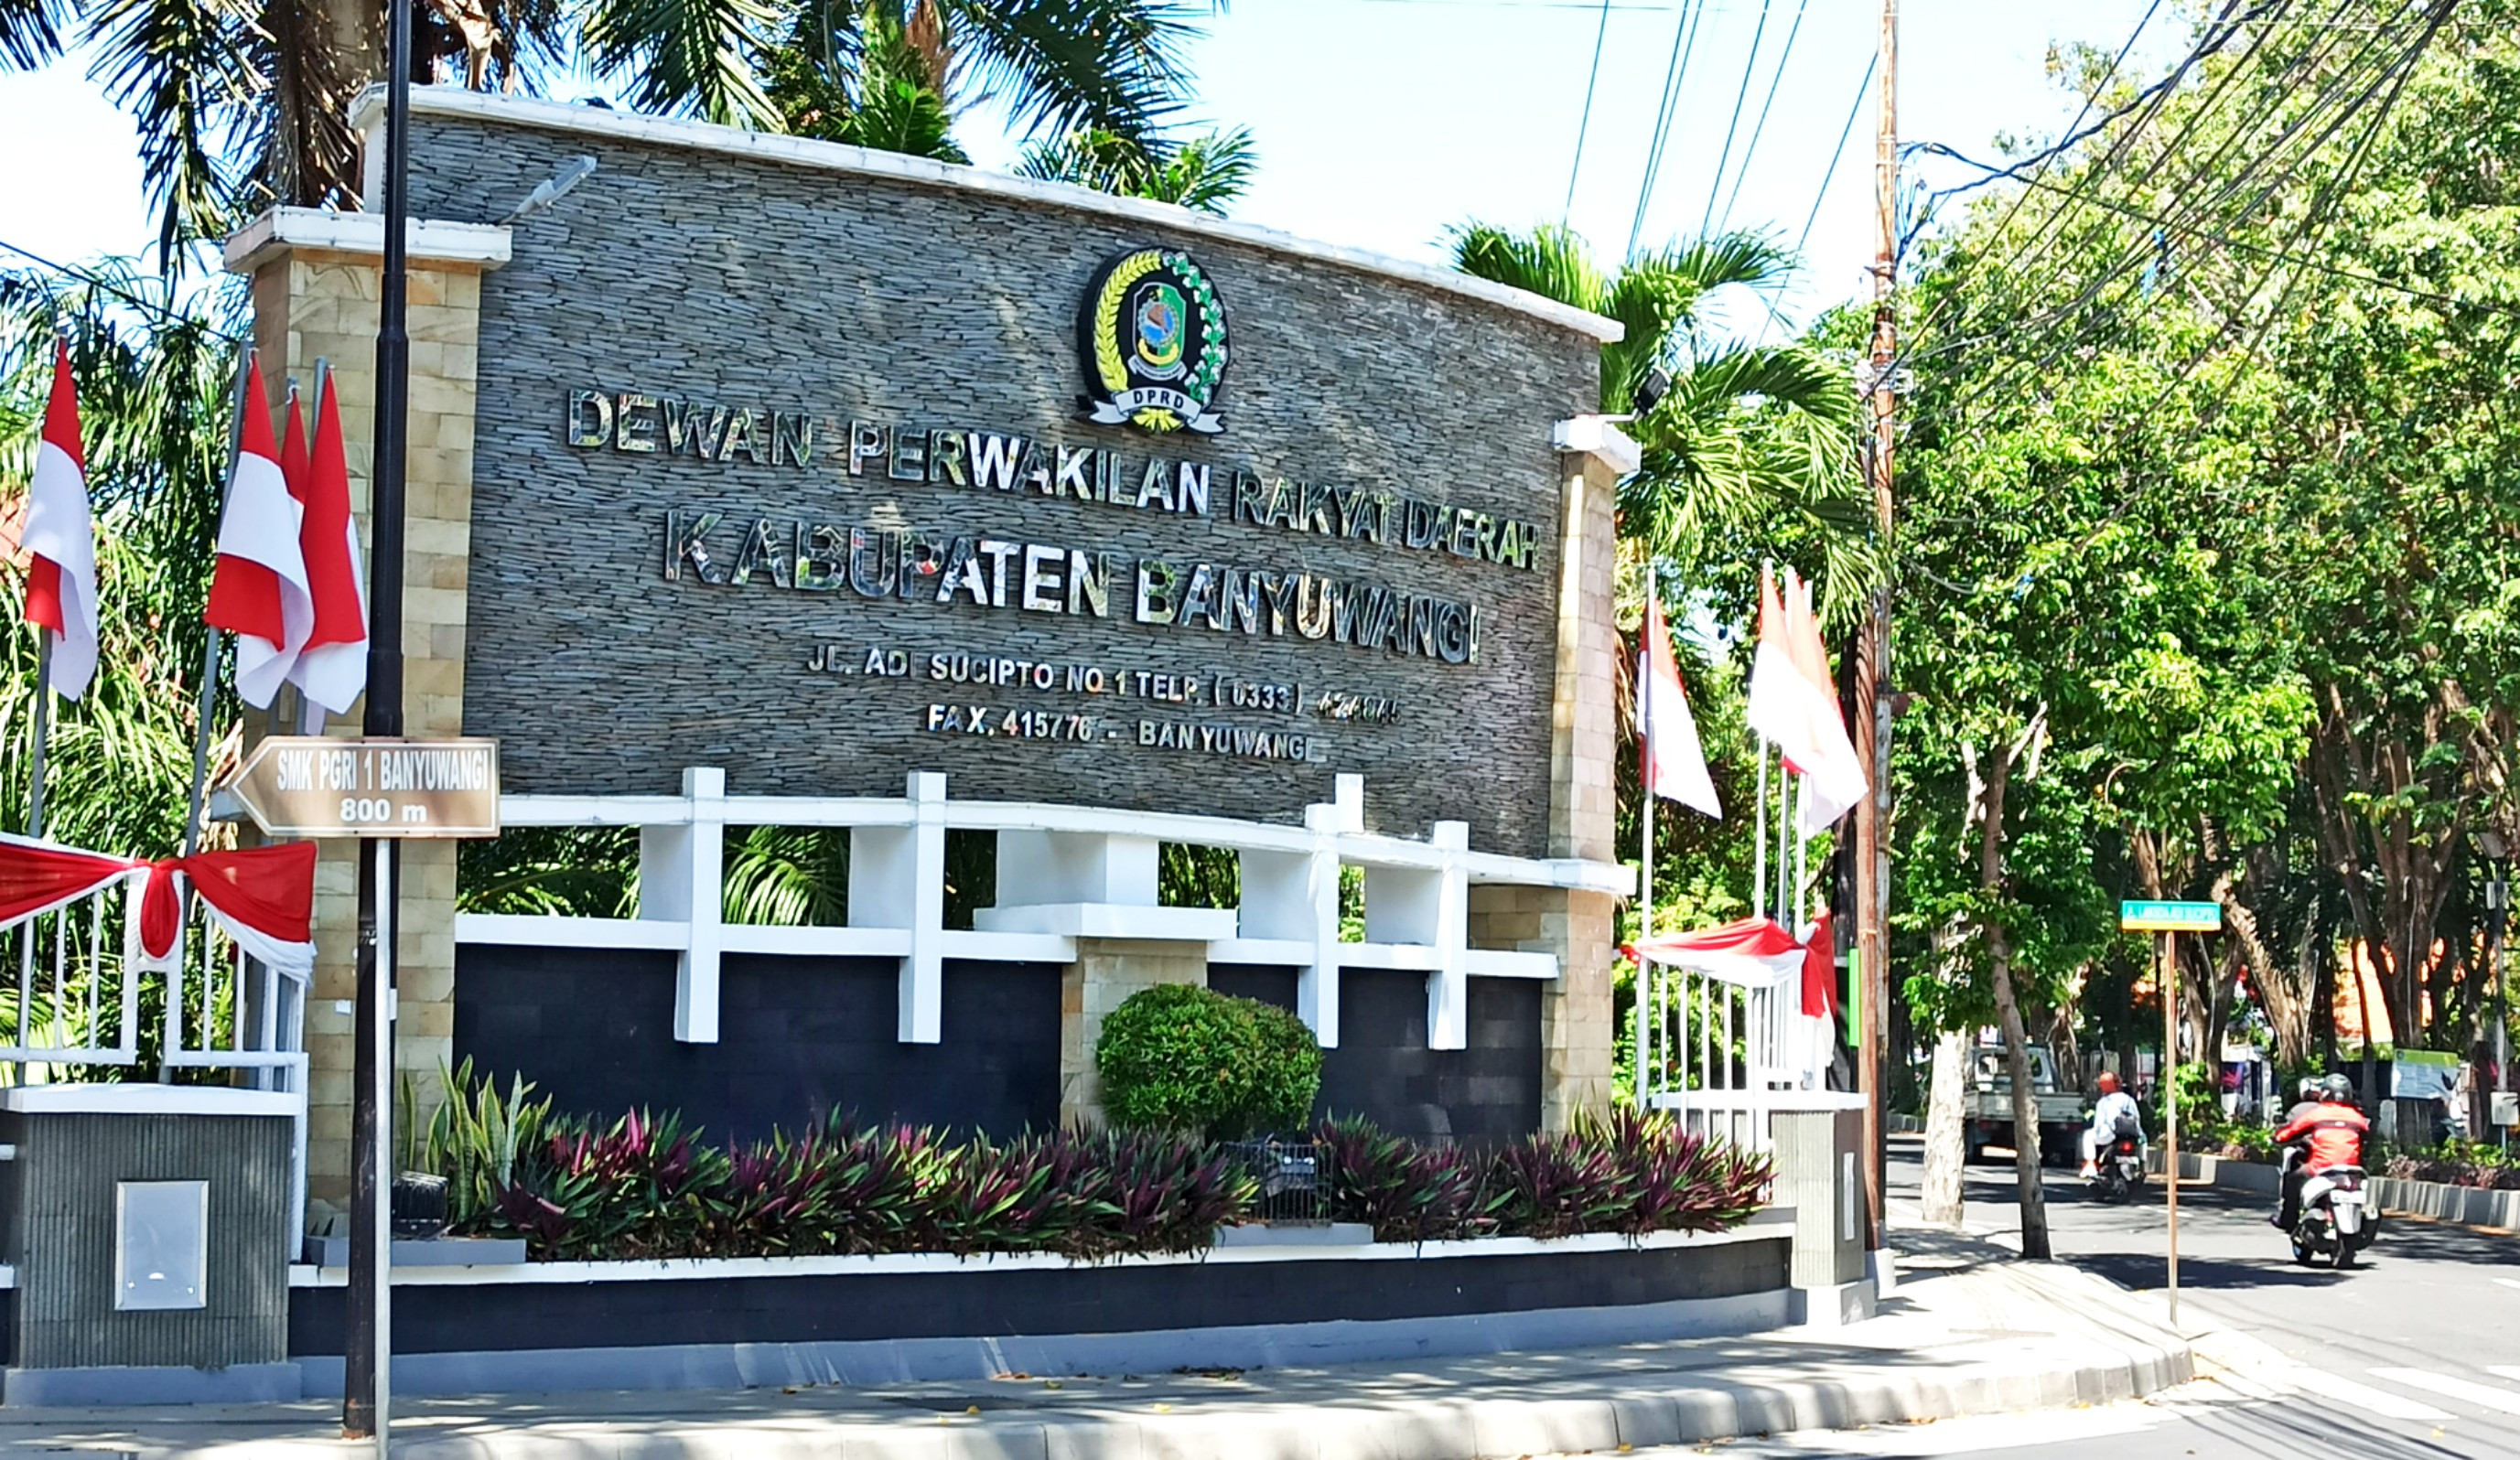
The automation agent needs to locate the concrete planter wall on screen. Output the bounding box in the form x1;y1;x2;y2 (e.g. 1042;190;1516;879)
285;1214;1800;1400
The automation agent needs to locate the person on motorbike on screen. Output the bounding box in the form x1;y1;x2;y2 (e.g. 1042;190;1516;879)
2272;1074;2369;1229
2079;1069;2142;1179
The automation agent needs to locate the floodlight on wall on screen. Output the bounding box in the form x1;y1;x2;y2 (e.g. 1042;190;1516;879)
499;156;599;226
1632;366;1673;416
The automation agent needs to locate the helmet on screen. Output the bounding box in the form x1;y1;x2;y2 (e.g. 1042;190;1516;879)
2300;1077;2322;1099
2096;1070;2121;1093
2322;1073;2354;1101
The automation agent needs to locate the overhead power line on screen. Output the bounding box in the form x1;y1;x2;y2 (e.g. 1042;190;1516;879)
1938;0;2435;419
1627;0;1708;260
1716;0;1812;234
1564;0;1618;219
1698;0;1775;238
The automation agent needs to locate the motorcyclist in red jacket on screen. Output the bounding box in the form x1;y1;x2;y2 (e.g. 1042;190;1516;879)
2271;1074;2369;1229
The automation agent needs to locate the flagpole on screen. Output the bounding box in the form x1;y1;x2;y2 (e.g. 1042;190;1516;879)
1754;743;1769;921
183;349;258;858
26;635;51;840
1637;564;1658;1110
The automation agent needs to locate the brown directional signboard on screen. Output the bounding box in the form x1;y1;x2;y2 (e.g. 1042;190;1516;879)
221;736;501;839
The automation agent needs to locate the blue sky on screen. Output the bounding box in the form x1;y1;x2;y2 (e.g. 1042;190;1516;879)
0;0;2175;327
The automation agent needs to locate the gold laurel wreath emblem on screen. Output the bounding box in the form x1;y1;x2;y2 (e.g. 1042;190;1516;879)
1093;249;1186;432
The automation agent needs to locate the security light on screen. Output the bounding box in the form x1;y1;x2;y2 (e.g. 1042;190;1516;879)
499;156;599;226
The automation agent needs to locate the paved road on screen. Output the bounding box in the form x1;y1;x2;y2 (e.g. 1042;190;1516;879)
1636;1137;2520;1459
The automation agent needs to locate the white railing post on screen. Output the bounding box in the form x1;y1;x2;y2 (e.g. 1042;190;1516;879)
642;768;726;1043
851;772;946;1043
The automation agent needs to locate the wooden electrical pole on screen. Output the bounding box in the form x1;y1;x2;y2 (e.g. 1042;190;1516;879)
1851;0;1898;1245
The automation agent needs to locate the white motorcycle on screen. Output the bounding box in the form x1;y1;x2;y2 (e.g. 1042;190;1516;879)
2291;1165;2375;1269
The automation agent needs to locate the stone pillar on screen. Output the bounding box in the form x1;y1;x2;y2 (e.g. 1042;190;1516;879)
1516;433;1630;1132
1059;940;1210;1130
227;209;507;1206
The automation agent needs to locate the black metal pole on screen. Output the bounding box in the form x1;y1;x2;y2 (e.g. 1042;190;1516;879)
344;0;411;1439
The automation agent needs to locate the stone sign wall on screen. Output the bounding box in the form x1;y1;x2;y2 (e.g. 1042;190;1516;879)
405;108;1599;856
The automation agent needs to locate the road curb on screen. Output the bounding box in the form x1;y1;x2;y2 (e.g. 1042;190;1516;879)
357;1335;2194;1460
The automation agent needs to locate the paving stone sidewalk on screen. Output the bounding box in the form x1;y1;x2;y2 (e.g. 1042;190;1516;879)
0;1252;2188;1459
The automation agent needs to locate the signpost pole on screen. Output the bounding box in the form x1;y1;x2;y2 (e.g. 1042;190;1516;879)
346;0;412;1440
2162;928;2179;1328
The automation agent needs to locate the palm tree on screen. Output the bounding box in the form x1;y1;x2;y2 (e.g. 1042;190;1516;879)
0;0;1210;266
1450;224;1877;619
1017;123;1255;213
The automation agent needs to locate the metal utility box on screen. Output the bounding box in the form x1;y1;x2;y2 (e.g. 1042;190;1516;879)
0;1085;296;1404
1772;1103;1867;1292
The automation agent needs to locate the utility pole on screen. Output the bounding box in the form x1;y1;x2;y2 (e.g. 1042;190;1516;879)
1850;0;1898;1246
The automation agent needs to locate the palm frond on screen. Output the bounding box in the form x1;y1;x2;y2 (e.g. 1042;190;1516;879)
938;0;1195;143
85;0;263;264
1448;222;1611;319
1016;123;1253;212
583;0;783;127
0;0;71;67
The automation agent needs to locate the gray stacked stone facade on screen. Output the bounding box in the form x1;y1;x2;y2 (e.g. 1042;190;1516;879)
406;112;1597;857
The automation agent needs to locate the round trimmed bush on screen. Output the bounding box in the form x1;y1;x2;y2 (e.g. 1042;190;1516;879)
1096;984;1322;1140
1242;998;1325;1137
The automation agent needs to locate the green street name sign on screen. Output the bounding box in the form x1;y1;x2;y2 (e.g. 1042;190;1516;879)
2120;899;2223;933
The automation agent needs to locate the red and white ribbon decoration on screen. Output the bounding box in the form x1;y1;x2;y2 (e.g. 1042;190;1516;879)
0;836;318;981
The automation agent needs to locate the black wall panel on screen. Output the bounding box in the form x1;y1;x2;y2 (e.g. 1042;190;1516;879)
455;946;1061;1138
1207;964;1540;1140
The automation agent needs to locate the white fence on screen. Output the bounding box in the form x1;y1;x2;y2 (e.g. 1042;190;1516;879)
1635;956;1858;1151
0;862;308;1244
458;770;1632;1051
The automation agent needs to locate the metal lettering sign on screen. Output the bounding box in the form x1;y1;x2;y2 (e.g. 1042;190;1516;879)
2119;899;2222;933
221;737;501;839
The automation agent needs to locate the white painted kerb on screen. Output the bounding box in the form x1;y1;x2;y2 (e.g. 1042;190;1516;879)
343;85;1623;346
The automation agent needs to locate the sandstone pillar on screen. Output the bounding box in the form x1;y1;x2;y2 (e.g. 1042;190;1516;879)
1059;940;1211;1130
227;209;507;1205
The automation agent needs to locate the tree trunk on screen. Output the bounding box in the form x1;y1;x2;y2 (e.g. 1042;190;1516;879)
1977;751;2050;1259
1922;1027;1968;1228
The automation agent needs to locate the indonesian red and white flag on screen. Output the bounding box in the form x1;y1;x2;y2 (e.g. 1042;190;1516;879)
1782;571;1866;834
1743;564;1815;766
203;358;311;709
283;374;369;718
1638;594;1719;818
21;340;99;701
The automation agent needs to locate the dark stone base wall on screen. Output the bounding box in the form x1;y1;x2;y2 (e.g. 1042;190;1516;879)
1210;966;1542;1140
288;1236;1786;1358
453;946;1061;1138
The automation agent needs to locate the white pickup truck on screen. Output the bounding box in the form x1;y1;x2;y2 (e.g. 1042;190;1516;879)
1965;1044;2087;1166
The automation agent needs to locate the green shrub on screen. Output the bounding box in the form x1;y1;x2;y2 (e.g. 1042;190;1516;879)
1095;983;1322;1139
1244;999;1326;1136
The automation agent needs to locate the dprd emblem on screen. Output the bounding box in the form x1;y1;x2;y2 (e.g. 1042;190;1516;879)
1078;247;1228;435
